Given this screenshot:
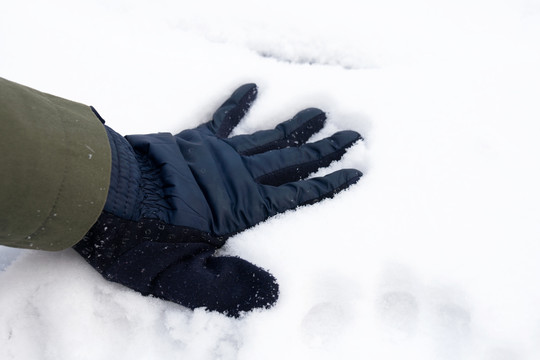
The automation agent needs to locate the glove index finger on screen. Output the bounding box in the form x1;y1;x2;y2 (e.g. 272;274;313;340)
206;83;258;138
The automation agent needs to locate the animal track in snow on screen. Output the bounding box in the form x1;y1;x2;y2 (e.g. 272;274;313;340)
300;301;348;347
376;262;473;356
298;273;358;347
376;263;421;338
377;290;420;335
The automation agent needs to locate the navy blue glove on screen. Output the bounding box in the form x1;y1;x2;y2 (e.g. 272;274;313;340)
74;84;362;316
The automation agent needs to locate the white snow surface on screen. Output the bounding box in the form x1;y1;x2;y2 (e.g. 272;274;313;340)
2;0;540;359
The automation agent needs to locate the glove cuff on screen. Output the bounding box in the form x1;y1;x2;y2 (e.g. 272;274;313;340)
103;126;142;221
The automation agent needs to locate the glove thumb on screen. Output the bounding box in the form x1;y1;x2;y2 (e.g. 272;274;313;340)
153;252;279;317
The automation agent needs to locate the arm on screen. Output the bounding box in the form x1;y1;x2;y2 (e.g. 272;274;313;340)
0;77;111;250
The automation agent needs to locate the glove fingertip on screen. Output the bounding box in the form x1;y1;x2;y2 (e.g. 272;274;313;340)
332;130;363;149
269;107;326;148
239;82;258;95
301;168;362;206
346;168;363;184
232;83;258;108
296;108;326;134
212;83;259;138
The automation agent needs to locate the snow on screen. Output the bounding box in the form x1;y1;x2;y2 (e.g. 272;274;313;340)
1;0;540;359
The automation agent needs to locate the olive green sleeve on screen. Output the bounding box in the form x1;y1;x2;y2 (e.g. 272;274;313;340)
0;77;111;251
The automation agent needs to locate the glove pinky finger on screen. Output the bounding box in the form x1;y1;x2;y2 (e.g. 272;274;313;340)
264;168;362;213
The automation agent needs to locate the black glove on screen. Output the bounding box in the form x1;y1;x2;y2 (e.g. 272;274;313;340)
74;84;362;316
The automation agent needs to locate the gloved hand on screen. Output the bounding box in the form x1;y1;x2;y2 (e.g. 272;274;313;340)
74;84;362;317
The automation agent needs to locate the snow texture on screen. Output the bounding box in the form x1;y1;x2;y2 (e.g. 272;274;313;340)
1;0;540;359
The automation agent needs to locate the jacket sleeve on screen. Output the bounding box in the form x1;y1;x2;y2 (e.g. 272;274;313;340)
0;77;111;250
